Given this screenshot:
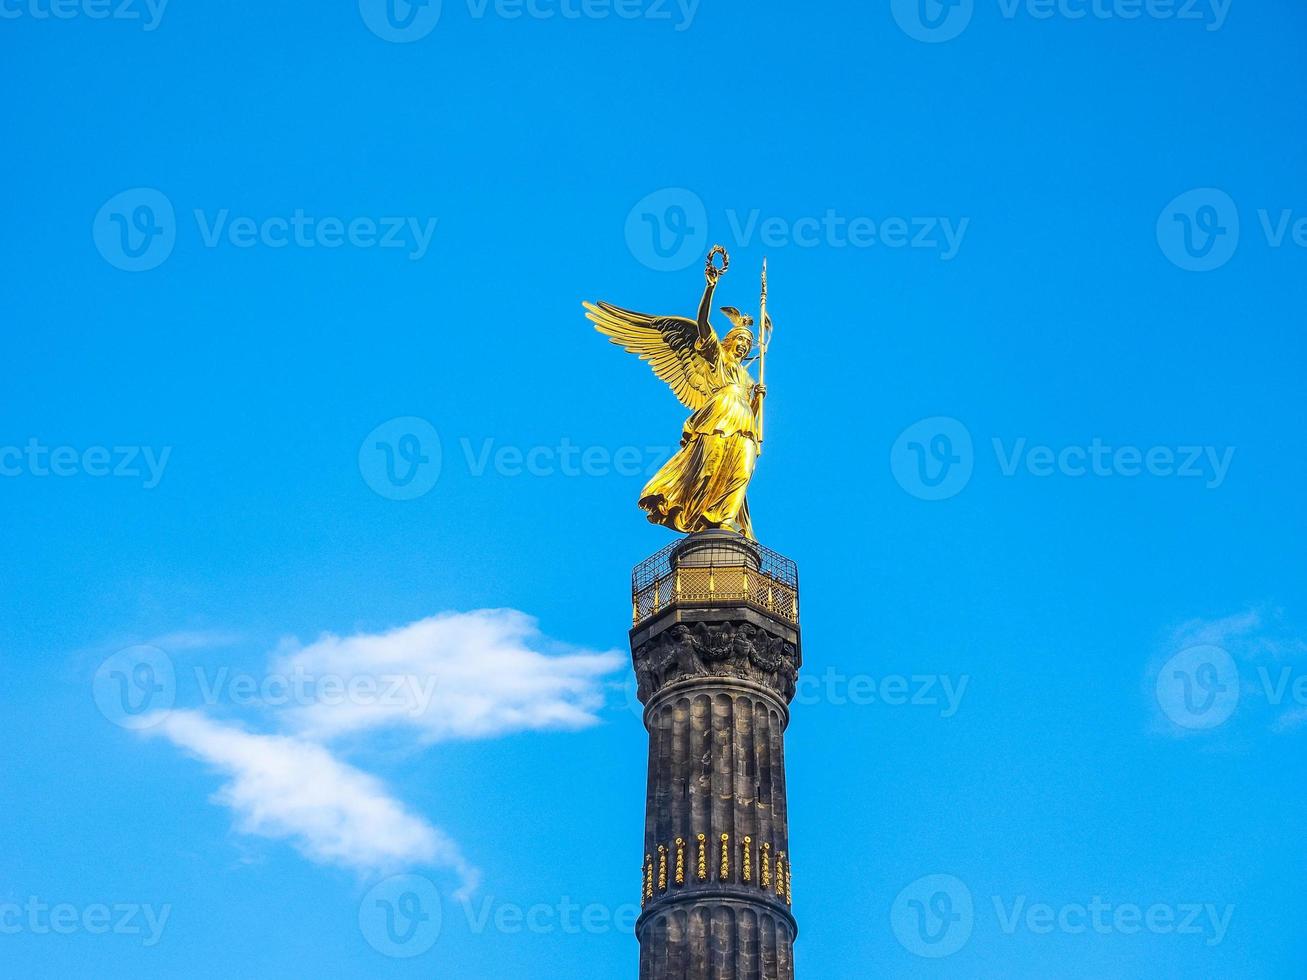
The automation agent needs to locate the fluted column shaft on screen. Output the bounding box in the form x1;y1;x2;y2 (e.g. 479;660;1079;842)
637;675;797;980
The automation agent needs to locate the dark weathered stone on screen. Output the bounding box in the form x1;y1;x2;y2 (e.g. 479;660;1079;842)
632;531;801;980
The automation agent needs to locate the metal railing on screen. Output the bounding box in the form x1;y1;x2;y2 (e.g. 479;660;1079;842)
632;538;799;627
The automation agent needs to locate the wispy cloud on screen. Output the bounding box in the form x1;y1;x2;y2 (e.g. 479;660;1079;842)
148;629;244;651
1169;610;1263;651
272;609;623;743
1273;706;1307;733
144;710;480;896
134;609;623;891
1151;606;1306;736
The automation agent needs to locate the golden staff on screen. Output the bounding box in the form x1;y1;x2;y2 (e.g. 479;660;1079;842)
757;258;769;452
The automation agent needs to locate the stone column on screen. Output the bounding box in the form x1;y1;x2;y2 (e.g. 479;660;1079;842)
630;531;801;980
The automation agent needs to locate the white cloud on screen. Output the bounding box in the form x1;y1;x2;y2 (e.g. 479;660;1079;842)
144;710;480;896
134;609;622;891
270;609;624;744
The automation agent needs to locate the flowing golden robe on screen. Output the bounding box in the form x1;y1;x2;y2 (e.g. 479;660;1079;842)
639;338;757;538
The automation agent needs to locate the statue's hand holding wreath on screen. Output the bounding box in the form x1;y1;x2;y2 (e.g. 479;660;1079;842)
704;245;729;286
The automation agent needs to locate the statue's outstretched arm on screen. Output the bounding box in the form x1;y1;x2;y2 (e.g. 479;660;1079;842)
695;277;717;344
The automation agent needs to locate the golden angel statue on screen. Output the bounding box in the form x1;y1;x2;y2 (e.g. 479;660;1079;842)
585;246;773;540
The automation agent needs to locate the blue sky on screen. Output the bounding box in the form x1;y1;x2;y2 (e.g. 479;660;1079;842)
2;0;1305;976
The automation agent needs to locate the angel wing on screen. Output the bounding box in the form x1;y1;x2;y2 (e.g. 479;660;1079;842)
583;301;716;411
